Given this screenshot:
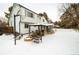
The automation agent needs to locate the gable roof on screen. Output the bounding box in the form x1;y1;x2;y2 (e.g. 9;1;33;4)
14;3;38;15
13;3;50;23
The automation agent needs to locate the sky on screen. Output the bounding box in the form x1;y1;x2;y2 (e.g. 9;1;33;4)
0;3;62;22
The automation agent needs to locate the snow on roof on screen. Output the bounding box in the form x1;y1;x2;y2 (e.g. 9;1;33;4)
29;23;53;26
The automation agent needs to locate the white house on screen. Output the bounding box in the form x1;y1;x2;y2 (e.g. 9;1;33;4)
9;3;50;35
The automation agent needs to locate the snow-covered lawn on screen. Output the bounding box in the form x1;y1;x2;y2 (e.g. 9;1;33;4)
0;29;79;55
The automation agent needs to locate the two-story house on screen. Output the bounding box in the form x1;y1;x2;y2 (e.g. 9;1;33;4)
9;3;49;35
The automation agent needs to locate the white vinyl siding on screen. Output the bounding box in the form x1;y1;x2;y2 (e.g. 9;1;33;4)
20;7;26;16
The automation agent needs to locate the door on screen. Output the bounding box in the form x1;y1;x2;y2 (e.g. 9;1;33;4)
14;15;20;33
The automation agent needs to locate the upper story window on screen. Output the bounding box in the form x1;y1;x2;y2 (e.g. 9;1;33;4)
43;19;45;22
27;12;34;18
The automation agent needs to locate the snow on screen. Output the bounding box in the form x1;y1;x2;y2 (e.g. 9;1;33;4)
0;29;79;55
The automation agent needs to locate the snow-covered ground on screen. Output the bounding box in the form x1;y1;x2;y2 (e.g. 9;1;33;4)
0;29;79;55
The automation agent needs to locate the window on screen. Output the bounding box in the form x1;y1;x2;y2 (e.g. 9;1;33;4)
25;24;28;28
25;10;26;16
43;19;45;22
27;12;34;18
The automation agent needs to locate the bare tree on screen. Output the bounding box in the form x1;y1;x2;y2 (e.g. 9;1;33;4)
4;6;13;26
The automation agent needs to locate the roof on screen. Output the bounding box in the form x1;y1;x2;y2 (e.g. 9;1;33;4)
13;3;49;23
13;3;38;15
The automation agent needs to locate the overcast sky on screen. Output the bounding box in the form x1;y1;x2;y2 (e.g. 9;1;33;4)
0;3;62;22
